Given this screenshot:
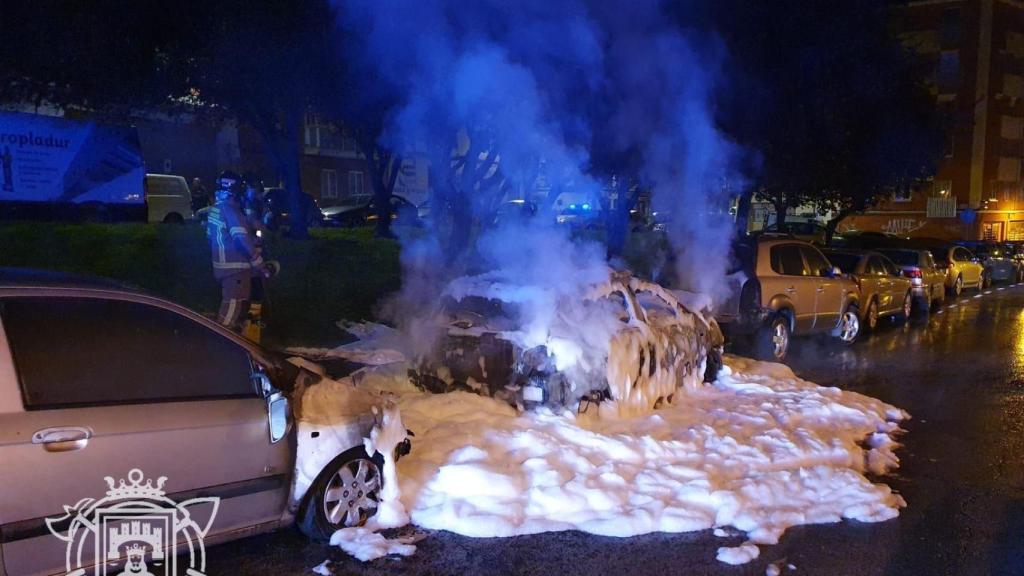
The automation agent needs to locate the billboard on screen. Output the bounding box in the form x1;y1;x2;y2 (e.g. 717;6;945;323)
0;111;145;206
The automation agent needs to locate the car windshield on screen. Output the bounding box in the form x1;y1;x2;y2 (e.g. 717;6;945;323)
880;250;919;266
824;252;860;273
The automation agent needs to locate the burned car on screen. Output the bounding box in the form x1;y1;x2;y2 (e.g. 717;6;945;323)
411;270;724;414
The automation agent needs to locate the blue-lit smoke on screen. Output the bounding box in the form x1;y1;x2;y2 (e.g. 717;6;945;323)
337;0;741;304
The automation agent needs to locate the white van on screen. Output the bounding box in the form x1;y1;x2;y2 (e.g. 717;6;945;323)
144;174;194;223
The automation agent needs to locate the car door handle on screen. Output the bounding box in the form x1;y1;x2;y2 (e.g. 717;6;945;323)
32;426;92;452
785;287;796;293
816;287;825;293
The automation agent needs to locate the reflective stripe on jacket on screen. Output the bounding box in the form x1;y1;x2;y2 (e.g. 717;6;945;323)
208;191;262;279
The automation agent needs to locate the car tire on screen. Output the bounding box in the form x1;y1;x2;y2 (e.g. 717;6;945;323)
835;304;861;344
900;291;915;322
755;314;791;362
298;447;385;541
982;272;991;290
162;213;184;224
865;299;879;332
952;275;963;297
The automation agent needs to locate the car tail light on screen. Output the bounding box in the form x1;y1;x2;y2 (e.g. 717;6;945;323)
902;268;923;279
902;267;923;286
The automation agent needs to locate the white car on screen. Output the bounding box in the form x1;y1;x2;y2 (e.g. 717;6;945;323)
0;269;405;576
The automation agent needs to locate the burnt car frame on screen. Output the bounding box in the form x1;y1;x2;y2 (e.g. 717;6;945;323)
411;270;724;413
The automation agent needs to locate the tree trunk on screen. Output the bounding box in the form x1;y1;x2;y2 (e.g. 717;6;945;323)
734;189;754;235
605;187;637;259
824;209;852;246
282;110;308;239
247;106;308;240
771;194;788;229
360;138;397;239
446;137;481;262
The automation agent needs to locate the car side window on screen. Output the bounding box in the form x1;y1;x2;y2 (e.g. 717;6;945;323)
881;257;900;276
867;257;887;276
771;245;807;276
800;246;830;277
1;297;256;410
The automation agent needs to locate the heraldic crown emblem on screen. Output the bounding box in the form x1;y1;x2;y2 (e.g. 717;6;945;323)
104;469;167;499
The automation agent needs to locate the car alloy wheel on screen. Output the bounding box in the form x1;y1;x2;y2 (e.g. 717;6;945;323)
902;292;912;320
322;457;381;528
838;307;860;343
954;276;963;297
867;300;879;331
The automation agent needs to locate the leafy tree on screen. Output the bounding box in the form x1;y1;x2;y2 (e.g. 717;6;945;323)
714;0;944;238
186;0;340;239
0;0;189;117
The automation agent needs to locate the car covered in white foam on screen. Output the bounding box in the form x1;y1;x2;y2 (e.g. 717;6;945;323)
411;269;724;415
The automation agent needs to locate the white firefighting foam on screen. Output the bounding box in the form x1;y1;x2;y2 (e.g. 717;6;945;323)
310;356;907;566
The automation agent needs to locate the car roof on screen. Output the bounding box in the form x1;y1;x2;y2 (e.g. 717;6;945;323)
821;248;877;259
0;268;141;291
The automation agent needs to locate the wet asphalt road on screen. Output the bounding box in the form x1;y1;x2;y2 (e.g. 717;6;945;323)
210;284;1024;576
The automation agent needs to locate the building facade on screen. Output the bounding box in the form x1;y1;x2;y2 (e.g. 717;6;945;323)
844;0;1024;240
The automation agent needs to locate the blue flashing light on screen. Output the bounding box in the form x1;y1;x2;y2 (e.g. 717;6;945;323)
569;203;577;209
582;203;590;210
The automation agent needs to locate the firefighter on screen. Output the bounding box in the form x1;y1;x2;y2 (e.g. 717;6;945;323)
207;171;265;332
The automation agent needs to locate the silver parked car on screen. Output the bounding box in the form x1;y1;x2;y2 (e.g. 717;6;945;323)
0;269;402;576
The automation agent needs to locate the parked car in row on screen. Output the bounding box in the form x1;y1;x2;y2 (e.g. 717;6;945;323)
877;248;947;311
830;233;992;296
144;174;194;224
955;241;1024;284
821;249;914;332
717;236;861;361
320;194;419;228
263;187;323;231
920;243;988;296
0;269;404;576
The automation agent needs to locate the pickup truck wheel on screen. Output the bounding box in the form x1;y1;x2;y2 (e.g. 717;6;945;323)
755;315;790;362
298;447;385;541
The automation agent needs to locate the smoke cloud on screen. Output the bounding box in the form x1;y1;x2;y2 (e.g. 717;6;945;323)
336;0;743;331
